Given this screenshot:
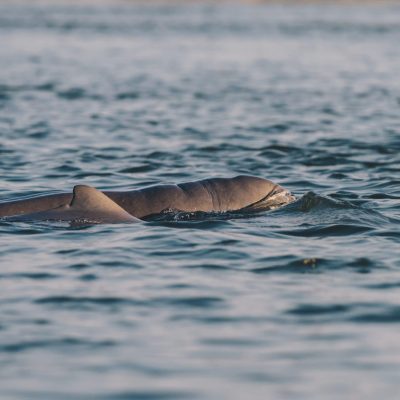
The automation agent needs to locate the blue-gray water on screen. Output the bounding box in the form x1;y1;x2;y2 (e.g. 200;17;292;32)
1;1;400;399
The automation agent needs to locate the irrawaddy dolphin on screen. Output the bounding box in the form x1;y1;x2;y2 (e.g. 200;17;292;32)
0;175;294;224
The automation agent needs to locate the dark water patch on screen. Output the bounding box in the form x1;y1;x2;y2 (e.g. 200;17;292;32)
0;391;193;400
165;283;194;290
0;82;54;94
35;82;56;92
362;179;400;190
57;87;101;101
149;249;200;258
292;192;354;212
284;180;330;190
286;302;400;324
97;260;143;269
54;164;81;173
201;337;262;347
184;263;233;271
78;273;98;281
252;258;324;274
148;219;229;230
33;318;51;326
364;193;400;200
35;296;145;309
56;248;81;255
279;20;400;36
65;263;91;270
0;272;59;280
288;304;351;316
116;91;140;100
278;192;391;229
188;142;252;155
119;164;157;173
365;281;400;290
258;143;302;158
0;83;26;94
35;294;223;311
72;172;114;179
94;154;124;161
252;257;381;274
0;338;115;353
302;153;352;167
146;119;159;126
0;224;50;235
346;257;382;273
44;173;75;179
143;151;182;161
95;390;195;400
351;307;400;324
373;230;400;240
0;190;66;202
328;191;360;200
18;121;52;139
27;391;198;400
182;127;207;137
280;224;373;237
0;145;15;155
0;91;10;101
170;314;263;324
29;124;50;138
250;123;292;134
156;296;223;309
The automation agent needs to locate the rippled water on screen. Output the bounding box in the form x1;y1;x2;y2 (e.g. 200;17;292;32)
1;1;400;399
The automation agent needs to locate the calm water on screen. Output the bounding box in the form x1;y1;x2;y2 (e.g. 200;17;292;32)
1;1;400;399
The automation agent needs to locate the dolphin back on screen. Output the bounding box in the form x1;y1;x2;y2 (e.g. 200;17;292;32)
0;175;294;220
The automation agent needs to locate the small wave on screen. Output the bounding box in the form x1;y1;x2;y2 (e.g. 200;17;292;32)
0;272;59;280
251;258;323;274
157;296;223;309
365;281;400;290
57;87;101;101
251;257;382;274
287;304;351;316
93;391;193;400
272;192;392;235
35;296;144;308
291;192;354;212
118;164;157;173
280;224;373;237
0;338;115;353
350;307;400;324
116;91;140;100
287;302;400;324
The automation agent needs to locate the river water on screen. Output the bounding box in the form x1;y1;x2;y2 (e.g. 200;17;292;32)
0;1;399;399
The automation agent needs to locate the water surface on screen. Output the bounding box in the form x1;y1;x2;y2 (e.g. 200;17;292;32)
0;2;399;399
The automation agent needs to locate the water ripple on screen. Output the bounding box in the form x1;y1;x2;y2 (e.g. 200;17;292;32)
0;2;399;400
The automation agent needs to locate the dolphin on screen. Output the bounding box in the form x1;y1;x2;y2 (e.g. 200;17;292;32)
7;185;140;224
0;175;294;223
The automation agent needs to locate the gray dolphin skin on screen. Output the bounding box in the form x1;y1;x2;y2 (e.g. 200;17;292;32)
0;175;294;223
8;185;141;224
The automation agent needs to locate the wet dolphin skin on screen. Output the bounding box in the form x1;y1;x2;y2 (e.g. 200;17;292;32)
0;176;294;223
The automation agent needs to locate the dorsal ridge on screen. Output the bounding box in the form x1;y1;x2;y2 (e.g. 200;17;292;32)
69;185;140;222
70;185;115;210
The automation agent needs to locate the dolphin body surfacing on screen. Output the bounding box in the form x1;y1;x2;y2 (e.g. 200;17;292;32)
0;176;294;223
7;185;140;224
